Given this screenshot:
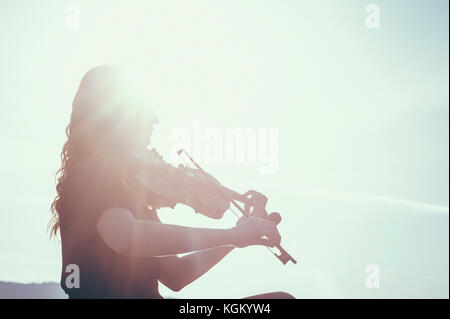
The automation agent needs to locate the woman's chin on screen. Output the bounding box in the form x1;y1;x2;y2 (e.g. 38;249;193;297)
142;137;151;147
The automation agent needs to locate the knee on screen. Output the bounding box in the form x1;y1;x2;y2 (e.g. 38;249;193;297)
274;291;295;299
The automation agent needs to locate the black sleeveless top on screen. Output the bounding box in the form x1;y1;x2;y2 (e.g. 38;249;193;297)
59;163;162;299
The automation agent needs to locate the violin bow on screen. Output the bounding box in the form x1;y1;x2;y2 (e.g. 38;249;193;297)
177;149;297;265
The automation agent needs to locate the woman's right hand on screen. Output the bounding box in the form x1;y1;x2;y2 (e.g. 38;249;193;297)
229;216;281;248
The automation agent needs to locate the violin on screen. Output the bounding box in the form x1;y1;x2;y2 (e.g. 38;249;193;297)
128;148;297;265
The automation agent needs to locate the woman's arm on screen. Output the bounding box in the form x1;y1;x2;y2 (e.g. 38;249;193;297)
97;207;232;257
158;213;280;292
97;207;280;259
159;246;235;292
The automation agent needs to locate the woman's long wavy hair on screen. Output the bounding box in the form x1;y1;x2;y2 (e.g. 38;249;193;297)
49;65;152;238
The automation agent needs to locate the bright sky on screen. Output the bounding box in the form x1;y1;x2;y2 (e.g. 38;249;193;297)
0;0;448;298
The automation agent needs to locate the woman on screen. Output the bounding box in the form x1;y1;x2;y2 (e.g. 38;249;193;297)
50;65;294;299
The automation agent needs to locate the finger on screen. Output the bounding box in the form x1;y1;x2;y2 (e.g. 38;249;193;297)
255;237;275;247
243;190;259;197
268;212;282;225
254;217;277;225
274;233;281;245
244;202;251;215
267;232;281;246
256;221;277;236
272;227;282;245
262;225;281;245
256;217;277;228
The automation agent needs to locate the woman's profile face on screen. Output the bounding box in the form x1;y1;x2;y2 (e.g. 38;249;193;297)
138;110;158;148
